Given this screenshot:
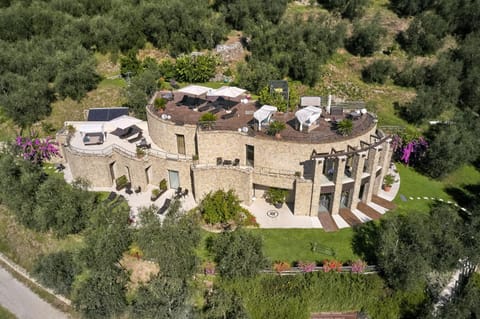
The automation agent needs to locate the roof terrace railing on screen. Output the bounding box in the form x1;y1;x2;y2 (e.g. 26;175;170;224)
67;143;189;162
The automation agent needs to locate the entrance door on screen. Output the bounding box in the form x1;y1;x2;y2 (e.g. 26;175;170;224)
168;170;180;189
319;193;332;213
340;191;350;208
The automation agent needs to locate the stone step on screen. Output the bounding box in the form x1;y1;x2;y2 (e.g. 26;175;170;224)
372;194;396;210
317;213;339;232
339;208;362;227
357;202;382;220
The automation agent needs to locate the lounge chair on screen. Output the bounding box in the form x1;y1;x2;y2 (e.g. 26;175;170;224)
221;108;238;120
210;107;222;114
216;157;223;165
157;198;172;215
198;103;214;112
128;131;143;143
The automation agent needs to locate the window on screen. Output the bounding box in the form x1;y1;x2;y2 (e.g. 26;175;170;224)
246;145;254;167
176;134;186;155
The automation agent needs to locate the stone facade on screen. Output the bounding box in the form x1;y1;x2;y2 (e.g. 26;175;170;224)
61;95;393;221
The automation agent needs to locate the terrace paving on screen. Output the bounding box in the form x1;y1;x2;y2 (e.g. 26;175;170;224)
150;92;376;144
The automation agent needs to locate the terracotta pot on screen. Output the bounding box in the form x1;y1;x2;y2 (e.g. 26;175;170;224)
275;133;282;139
383;185;392;192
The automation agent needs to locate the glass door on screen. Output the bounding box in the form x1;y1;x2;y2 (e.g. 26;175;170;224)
176;134;186;155
168;170;180;189
319;193;332;213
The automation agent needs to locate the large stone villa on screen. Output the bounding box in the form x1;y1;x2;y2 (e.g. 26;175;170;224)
57;84;394;231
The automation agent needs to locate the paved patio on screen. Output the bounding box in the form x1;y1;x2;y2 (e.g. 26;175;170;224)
62;162;398;229
243;197;323;229
63;165;197;223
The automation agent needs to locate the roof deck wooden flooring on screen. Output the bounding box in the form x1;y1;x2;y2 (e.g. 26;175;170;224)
372;194;396;211
318;212;339;232
356;202;382;220
150;93;376;144
339;208;362;227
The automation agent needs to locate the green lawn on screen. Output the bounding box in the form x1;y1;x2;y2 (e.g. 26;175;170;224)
0;305;16;319
249;228;356;263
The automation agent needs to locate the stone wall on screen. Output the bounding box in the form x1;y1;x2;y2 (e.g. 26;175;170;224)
192;166;253;204
147;107;197;156
293;178;313;216
65;147;193;191
196;125;378;172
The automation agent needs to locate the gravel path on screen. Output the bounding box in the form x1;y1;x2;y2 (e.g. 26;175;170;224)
0;267;69;319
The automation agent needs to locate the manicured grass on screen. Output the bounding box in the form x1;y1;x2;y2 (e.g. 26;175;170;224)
0;305;16;319
249;228;356;263
393;164;452;213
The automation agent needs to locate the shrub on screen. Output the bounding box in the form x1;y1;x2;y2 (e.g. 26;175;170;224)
32;251;79;296
115;175;129;190
298;261;316;273
273;261;291;274
351;260;367;273
199;112;217;122
200;189;242;225
136;147;145;157
336;119;353;136
346;22;386;57
154;97;167;111
322;259;342;272
152;188;161;198
159;178;168;191
265;187;288;205
361;60;396;84
267;121;286;136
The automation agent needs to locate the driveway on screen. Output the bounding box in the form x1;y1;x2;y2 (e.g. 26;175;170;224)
0;267;69;319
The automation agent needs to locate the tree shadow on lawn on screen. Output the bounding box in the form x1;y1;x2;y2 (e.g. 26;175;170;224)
444;183;480;211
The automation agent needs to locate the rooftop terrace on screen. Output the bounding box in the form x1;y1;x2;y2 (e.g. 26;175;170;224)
149;91;377;144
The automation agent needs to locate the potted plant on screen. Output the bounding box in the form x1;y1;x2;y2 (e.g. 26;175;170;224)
151;188;161;201
136;146;146;158
265;187;288;208
199;112;217;130
115;175;129;191
192;154;199;165
336;119;353;136
267;120;286;139
154;97;167;112
159;178;168;194
383;174;396;192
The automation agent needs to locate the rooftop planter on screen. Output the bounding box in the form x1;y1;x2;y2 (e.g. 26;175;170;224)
154;97;167;112
199;112;217;130
336;119;353;136
267;120;286;139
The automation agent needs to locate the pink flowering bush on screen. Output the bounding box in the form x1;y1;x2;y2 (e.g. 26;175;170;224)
15;136;60;164
392;133;428;166
298;261;316;273
351;260;367;273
